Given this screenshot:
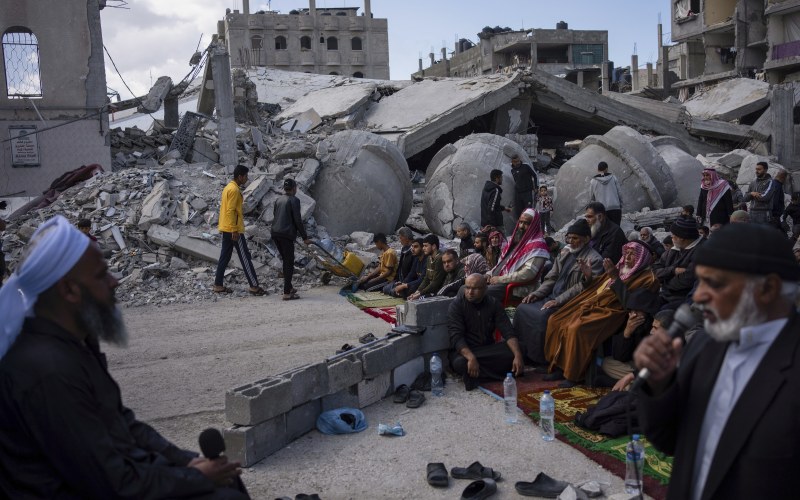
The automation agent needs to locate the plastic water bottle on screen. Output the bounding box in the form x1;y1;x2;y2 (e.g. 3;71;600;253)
539;390;555;441
503;373;518;423
625;434;645;494
430;353;444;397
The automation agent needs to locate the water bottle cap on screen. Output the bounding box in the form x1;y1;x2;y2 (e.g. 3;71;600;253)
507;372;513;377
543;390;550;394
633;434;640;440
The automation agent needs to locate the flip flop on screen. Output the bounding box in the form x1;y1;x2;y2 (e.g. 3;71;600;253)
426;462;449;488
359;332;377;344
392;384;410;403
461;478;497;500
515;472;569;498
451;461;502;481
336;343;355;354
213;286;233;294
406;389;426;408
249;287;268;296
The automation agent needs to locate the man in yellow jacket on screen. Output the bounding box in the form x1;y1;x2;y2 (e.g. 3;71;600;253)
214;165;266;295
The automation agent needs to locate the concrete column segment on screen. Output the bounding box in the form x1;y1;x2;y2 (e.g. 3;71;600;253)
646;62;654;87
649;136;704;208
601;62;609;94
224;414;287;467
662;46;671;93
631;55;640;92
225;377;293;426
277;362;330;407
577;70;584;89
772;84;795;170
211;43;237;173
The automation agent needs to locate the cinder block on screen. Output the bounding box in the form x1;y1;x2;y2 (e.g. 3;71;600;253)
321;387;360;411
278;362;330;407
361;342;397;377
224;413;287;467
225;377;292;426
327;357;363;393
392;356;425;389
421;324;451;354
286;399;322;442
388;335;422;366
403;296;453;326
356;371;392;408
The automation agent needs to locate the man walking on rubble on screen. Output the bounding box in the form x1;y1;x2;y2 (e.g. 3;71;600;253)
272;178;311;301
214;165;267;296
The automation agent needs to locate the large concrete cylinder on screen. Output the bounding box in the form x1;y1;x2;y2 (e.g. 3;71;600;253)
313;130;412;236
552;126;677;228
424;133;532;237
650;136;704;209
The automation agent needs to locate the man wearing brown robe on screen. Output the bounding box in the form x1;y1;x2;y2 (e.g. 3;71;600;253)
543;240;659;387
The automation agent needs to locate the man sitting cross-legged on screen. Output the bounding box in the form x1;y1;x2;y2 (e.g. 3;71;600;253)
448;273;524;390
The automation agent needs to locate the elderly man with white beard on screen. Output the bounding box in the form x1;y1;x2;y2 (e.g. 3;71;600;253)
584;202;628;264
0;216;249;499
634;223;800;500
513;219;603;368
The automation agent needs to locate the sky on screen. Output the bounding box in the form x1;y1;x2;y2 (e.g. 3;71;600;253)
100;0;672;100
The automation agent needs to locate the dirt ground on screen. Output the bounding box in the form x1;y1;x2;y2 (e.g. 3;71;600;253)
109;287;640;499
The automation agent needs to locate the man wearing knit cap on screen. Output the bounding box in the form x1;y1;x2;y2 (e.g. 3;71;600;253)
513;218;603;367
653;216;705;309
584;201;628;263
635;223;800;500
0;216;249;499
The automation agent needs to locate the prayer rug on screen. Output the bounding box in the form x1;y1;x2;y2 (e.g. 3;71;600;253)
362;306;397;325
484;375;671;499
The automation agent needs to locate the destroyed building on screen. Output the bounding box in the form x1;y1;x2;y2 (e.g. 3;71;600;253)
0;0;111;197
413;22;608;90
221;0;389;79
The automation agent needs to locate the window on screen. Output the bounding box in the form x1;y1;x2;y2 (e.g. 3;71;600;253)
2;27;43;98
351;37;362;51
572;44;604;65
327;36;338;50
275;36;287;50
329;71;339;75
300;36;312;50
353;71;364;78
251;35;263;50
336;12;347;16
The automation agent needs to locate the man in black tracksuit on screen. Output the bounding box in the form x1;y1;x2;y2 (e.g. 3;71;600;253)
480;169;511;228
272;178;311;300
510;154;538;221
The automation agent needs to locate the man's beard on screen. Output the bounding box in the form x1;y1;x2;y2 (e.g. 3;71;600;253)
568;242;585;254
701;282;766;342
619;265;632;277
512;226;525;244
78;290;128;347
590;220;602;238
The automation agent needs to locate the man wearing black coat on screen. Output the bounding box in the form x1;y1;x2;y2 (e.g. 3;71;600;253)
480;169;511;228
653;217;704;309
584;202;627;264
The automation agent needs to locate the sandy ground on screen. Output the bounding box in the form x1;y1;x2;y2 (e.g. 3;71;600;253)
109;286;642;499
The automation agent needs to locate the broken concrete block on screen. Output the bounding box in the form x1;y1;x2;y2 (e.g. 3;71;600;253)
295;158;321;189
277;83;376;123
361;342;397;377
170;256;189;270
137;180;172;230
424;133;529;236
327;357;363;393
649;136;704;209
277;362;330;407
273;140;316;160
355;371;392;408
421;324;451;354
259;190;281;225
190;137;219;164
241;176;271;214
286;399;321;442
280;108;322;133
403;296;453;327
146;224;180;247
110;225;126;250
684;78;770;122
295;188;316;221
224;414;287;467
225;376;293;426
312;130;412;237
190;197;208;212
349;231;374;248
138;76;173;113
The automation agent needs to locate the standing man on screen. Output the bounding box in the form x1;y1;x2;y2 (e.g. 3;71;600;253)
510;154;539;221
767;167;789;231
480;169;511;229
357;233;398;292
448;274;524;390
635;223;800;499
0;216;249;499
214;165;266;296
744;161;776;225
408;234;445;301
272;178;311;300
585;202;628;263
590;162;623;225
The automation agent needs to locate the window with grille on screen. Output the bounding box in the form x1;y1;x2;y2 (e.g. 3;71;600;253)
251;35;263;49
2;27;43;98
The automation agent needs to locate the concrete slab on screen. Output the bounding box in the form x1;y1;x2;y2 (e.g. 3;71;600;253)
684;78;770;121
241;176;271;214
364;73;525;158
146;224;179;248
137;180;173;230
280;108;322;133
277;83;376;123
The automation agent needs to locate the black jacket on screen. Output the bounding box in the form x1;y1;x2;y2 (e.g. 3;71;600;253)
652;238;704;307
448;291;515;352
272;194;307;240
590;219;627;263
480;180;505;227
697;189;734;226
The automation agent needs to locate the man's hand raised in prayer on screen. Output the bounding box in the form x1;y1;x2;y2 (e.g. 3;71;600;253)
577;257;594;280
602;258;619;278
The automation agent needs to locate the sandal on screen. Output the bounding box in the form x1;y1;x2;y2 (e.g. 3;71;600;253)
282;292;300;300
426;462;449;488
249;287;268;296
336;343;355;354
392;384;411;403
451;461;502;481
213;286;233;294
358;332;377;344
406;389;426;408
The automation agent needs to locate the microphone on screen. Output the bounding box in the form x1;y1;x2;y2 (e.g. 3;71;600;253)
634;303;701;386
198;428;226;459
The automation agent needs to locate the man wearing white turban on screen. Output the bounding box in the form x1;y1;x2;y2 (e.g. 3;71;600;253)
0;216;249;499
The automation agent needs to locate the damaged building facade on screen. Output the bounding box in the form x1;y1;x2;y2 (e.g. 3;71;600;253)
221;0;389;79
412;23;608;90
0;0;111;197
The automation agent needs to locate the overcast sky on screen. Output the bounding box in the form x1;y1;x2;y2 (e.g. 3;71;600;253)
101;0;672;99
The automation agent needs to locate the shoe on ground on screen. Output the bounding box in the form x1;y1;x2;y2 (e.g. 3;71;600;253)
426;462;449;488
515;472;569;498
451;461;501;481
461;478;497;500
